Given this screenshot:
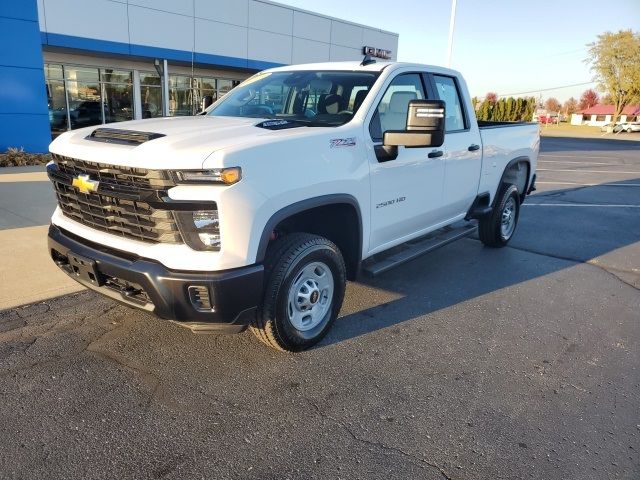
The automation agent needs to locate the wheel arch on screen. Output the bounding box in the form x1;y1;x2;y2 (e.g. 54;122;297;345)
496;156;531;204
256;194;363;280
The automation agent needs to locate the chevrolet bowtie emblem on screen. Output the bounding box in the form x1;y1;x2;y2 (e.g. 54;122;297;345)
72;174;99;194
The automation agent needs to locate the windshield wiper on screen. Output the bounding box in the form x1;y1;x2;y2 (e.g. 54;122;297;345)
255;118;330;130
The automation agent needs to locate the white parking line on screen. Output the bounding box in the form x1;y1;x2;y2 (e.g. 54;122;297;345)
539;154;620;160
536;181;640;187
537;168;640;174
538;160;631;166
524;203;640;208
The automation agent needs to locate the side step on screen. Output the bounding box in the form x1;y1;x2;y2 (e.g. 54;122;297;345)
362;222;478;277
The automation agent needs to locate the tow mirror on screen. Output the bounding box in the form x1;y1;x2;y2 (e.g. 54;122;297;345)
376;100;446;162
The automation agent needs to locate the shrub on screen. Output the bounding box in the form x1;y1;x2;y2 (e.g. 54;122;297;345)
0;147;51;167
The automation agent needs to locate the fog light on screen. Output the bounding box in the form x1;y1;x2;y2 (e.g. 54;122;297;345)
198;232;221;248
174;210;221;251
193;210;218;229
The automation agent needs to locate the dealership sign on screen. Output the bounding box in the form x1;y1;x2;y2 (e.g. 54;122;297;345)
363;46;392;60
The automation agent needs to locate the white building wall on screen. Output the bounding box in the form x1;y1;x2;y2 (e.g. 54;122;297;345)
38;0;398;67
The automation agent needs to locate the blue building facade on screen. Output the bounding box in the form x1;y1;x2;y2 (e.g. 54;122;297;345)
0;0;50;152
1;0;398;153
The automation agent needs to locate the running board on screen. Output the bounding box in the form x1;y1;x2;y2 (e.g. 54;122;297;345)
362;222;478;277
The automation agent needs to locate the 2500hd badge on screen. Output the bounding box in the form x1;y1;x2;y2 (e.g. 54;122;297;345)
376;196;406;209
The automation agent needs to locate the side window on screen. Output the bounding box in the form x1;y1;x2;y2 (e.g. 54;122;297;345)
369;73;425;141
433;75;466;131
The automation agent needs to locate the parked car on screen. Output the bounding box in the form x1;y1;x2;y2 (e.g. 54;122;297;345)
537;115;557;124
620;122;640;133
46;60;539;351
600;123;624;132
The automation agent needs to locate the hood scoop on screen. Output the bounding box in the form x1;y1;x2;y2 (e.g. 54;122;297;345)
86;128;166;146
255;119;305;130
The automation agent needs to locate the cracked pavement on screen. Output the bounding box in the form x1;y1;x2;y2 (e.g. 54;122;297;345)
0;137;639;479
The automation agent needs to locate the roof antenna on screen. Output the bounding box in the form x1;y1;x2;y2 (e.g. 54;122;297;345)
361;54;376;66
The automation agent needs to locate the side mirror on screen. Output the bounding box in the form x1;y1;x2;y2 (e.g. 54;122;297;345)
376;100;446;162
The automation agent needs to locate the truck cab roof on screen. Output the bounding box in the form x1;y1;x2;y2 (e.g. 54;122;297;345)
265;60;461;78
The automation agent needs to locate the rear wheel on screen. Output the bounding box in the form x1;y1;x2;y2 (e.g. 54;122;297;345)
478;183;520;248
250;233;346;352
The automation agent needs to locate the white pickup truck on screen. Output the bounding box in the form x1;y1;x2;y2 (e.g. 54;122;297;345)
47;60;539;351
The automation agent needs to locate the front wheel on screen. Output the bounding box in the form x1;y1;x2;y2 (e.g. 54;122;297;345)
250;233;346;352
478;184;520;248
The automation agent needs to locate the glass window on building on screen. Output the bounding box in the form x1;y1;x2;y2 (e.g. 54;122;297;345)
217;79;234;100
101;69;133;123
44;63;246;137
140;72;162;118
197;77;217;111
64;66;103;130
169;74;194;116
45;64;67;136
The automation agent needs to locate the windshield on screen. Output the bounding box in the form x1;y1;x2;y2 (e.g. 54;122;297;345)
206;70;378;127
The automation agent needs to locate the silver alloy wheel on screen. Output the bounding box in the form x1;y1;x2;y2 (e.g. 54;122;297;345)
286;261;334;332
500;196;517;239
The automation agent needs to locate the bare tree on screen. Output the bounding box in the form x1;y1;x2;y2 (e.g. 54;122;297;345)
563;97;578;116
601;93;615;105
587;30;640;123
544;97;561;113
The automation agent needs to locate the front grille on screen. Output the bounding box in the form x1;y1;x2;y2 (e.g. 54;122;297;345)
49;154;182;244
52;153;174;191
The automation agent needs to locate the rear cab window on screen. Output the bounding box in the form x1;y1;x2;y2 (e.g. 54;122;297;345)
432;75;467;132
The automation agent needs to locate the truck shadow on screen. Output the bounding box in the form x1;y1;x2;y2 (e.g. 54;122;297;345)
321;178;640;348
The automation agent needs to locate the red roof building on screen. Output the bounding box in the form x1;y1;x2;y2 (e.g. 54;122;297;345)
579;104;640;116
571;104;639;126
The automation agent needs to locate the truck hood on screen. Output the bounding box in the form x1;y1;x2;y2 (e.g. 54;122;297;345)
49;115;317;169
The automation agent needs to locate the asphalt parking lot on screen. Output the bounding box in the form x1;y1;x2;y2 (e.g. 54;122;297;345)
1;137;638;480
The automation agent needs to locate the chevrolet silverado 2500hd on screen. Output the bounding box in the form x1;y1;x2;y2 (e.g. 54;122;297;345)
47;60;539;351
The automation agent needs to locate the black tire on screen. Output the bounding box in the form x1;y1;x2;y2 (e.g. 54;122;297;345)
250;233;346;352
478;183;520;248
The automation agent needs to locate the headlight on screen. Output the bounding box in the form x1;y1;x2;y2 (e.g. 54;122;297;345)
174;210;221;251
173;167;242;185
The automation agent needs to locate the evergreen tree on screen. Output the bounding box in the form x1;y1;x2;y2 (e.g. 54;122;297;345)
505;97;515;121
477;100;491;121
515;98;524;121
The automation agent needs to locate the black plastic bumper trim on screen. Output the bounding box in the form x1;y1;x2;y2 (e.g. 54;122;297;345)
48;224;263;331
527;173;537;194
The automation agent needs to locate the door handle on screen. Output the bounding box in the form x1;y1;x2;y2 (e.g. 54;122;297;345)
428;150;443;158
468;144;480;152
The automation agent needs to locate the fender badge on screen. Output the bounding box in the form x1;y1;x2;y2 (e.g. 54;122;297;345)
330;137;356;148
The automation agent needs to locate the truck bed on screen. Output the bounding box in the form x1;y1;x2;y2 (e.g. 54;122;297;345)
477;121;539;202
478;120;538;129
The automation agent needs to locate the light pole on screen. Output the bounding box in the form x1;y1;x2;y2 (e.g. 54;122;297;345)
446;0;458;67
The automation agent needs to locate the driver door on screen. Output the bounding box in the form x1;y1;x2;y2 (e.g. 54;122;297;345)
367;72;446;253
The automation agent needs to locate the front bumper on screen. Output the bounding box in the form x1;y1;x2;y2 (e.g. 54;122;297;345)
48;224;264;333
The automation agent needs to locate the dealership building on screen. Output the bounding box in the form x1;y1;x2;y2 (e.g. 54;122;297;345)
1;0;398;152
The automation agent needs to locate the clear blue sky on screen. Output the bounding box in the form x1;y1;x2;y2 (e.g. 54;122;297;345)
277;0;640;102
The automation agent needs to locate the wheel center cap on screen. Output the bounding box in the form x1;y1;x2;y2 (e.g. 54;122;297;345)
310;290;320;304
